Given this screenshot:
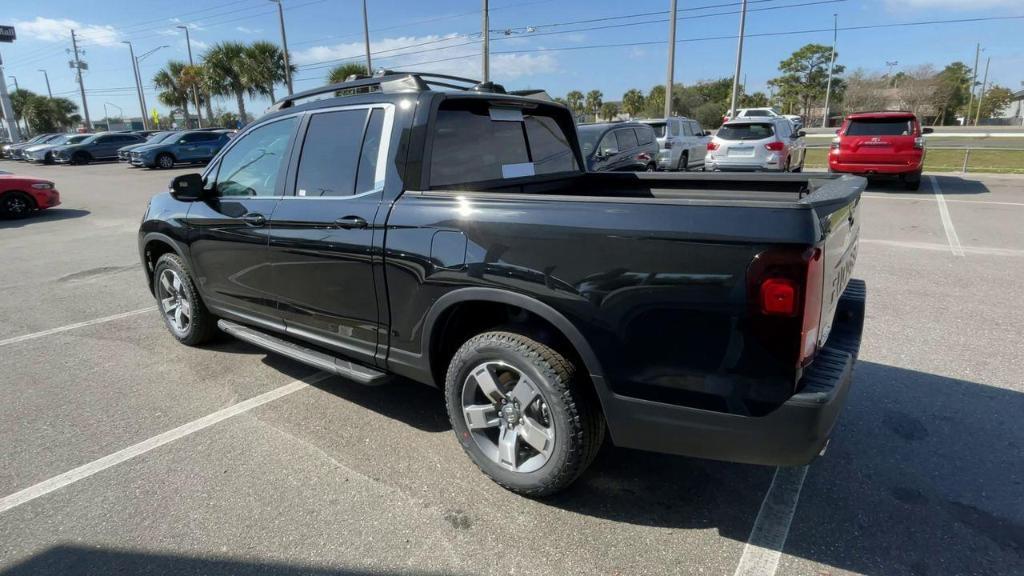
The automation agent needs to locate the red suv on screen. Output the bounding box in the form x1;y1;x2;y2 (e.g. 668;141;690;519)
828;111;932;190
0;174;61;218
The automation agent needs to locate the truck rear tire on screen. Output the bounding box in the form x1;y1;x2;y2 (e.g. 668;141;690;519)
445;331;604;496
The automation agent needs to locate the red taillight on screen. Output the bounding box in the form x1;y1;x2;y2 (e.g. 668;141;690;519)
764;140;785;151
760;279;798;316
707;141;719;151
799;248;824;367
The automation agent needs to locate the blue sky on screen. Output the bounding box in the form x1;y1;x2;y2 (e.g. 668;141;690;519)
1;0;1021;120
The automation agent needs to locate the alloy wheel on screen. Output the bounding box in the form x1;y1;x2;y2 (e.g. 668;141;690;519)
157;269;192;335
461;361;555;473
4;195;28;216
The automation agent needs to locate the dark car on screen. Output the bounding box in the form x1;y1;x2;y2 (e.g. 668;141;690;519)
139;71;865;496
24;134;92;164
118;131;179;163
130;130;229;169
52;132;146;165
577;122;660;172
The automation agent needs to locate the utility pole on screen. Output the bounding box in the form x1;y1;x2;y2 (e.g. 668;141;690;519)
0;29;20;143
665;0;678;119
966;43;980;126
177;25;203;127
38;69;52;98
974;56;990;126
482;0;490;83
269;0;293;95
821;13;838;128
70;29;91;130
728;0;748;120
362;0;372;74
121;41;148;129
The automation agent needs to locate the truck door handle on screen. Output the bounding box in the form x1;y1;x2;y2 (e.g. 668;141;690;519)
242;213;266;226
335;216;368;229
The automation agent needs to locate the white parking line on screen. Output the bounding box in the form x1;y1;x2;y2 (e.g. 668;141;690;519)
0;306;157;347
733;465;809;576
930;176;965;257
0;372;330;515
861;239;1024;257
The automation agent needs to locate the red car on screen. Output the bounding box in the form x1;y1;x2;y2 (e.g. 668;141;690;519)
0;174;61;218
828;111;932;190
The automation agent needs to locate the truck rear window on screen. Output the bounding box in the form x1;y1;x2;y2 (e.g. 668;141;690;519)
430;103;579;187
846;118;914;136
717;123;774;140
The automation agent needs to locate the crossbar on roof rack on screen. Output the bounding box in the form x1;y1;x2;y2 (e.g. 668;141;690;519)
267;70;495;111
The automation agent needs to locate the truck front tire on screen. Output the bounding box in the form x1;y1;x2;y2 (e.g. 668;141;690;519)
444;331;604;496
152;253;218;346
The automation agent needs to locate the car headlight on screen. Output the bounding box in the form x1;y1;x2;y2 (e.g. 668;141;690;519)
31;182;54;190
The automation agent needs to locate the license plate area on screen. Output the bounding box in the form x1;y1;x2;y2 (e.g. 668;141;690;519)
728;146;754;157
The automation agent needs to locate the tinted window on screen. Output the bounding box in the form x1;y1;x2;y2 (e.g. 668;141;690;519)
717;123;774;140
355;108;386;194
95;135;115;143
215;116;297;197
614;128;638;151
598;133;618;155
679;121;692;137
776;120;791;139
577;126;605;155
182;132;219;143
846;118;915;136
430;108;529;186
524;115;577;174
744;110;772;117
295;109;367;197
647;122;666;138
635;125;654;145
690;121;703;136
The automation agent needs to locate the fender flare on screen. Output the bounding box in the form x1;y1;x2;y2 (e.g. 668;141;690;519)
139;231;189;289
421;287;609;395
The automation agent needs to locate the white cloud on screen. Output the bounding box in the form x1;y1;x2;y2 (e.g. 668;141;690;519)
14;16;121;47
293;33;558;82
157;29;180;37
236;26;262;34
191;38;210;51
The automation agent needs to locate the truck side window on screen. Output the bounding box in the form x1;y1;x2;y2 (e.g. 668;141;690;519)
214;116;298;198
524;115;578;175
355;108;386;194
430;107;529;187
295;109;367;197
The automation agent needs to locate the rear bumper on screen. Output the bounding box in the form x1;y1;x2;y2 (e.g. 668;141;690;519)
604;279;866;466
705;153;785;172
829;156;923;175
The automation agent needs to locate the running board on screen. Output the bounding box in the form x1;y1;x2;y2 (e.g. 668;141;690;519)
217;320;388;386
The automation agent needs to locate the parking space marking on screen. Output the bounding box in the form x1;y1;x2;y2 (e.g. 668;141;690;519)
861;239;1024;257
0;307;157;347
0;372;330;515
863;194;1024;207
930;176;965;257
733;465;809;576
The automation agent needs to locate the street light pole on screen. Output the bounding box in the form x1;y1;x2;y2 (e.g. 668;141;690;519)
8;75;27;137
973;55;990;126
121;41;148;130
665;0;678;119
38;69;52;98
177;25;203;127
269;0;293;95
361;0;372;74
821;13;838;128
136;45;169;129
728;0;747;121
482;0;490;83
70;29;92;130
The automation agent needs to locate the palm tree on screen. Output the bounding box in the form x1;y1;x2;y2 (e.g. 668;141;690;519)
203;42;253;123
585;90;603;120
179;64;207;125
565;90;584;116
27;96;78;132
622;89;645;118
9;89;37;136
244;41;292;103
153;61;193;126
328;63;369;84
599;102;619;121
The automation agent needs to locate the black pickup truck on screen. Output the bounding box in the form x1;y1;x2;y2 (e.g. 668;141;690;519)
139;72;866;496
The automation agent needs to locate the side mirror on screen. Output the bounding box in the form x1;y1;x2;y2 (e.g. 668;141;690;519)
169;173;206;201
922;127;934;135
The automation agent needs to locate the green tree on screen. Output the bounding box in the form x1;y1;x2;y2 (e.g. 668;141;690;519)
328;63;369;84
153;61;194;126
622;89;645;118
644;85;666;117
740;91;769;108
27;96;79;132
978;85;1013;121
585;90;603;120
203;42;253;123
769;44;845;120
245;40;293;103
929;62;972;125
565;90;584;116
599;102;619;120
694;101;724;129
9;89;37;135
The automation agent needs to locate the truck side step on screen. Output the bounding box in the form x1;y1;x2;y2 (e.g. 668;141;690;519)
217;320;389;386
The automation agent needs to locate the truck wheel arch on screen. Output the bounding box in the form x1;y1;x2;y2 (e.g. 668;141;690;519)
422;288;611;404
141;233;188;293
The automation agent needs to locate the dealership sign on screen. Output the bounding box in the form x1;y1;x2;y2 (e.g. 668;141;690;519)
0;26;15;43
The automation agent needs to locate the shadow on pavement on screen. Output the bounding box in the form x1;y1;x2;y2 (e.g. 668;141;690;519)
865;174;990;195
0;546;462;576
0;208;90;229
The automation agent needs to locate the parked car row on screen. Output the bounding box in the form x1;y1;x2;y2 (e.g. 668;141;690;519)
1;128;235;169
723;107;804;131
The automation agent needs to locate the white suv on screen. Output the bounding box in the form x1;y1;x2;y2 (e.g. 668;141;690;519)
705;117;806;172
636;117;710;171
723;108;803;130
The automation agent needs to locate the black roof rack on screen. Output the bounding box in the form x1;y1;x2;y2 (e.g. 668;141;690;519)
267;70;508;111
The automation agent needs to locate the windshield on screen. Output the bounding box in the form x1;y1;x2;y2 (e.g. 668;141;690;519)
846;118;915;136
577;126;606;155
147;131;177;143
717;123;775;141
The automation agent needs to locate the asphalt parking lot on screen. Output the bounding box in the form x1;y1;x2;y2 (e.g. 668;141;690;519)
1;162;1022;575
